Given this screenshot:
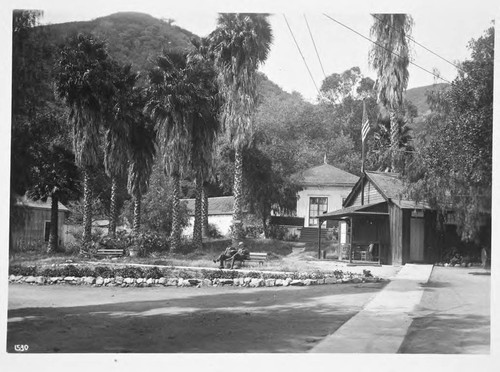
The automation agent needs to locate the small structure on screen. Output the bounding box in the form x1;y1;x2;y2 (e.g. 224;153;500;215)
11;195;69;250
181;196;235;237
318;171;439;265
294;163;359;228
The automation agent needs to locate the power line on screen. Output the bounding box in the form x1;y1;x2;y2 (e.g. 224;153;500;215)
322;13;452;84
283;14;321;95
304;14;327;79
371;14;466;75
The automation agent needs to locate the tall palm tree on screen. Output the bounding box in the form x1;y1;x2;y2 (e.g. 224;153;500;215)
188;40;221;249
55;33;114;246
127;112;156;234
369;14;413;172
208;13;273;243
145;51;197;252
104;64;138;238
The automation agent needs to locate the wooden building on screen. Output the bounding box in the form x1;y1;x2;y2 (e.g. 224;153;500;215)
318;171;440;265
11;195;69;250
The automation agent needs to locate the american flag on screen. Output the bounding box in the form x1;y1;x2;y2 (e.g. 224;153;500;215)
361;100;370;142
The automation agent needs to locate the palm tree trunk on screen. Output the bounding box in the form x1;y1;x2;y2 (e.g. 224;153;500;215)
82;169;92;245
193;173;203;250
202;184;209;238
133;192;141;234
109;176;118;238
232;148;244;243
170;174;181;252
47;194;59;253
389;109;399;173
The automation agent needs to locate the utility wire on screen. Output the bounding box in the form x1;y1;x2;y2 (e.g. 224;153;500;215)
371;14;466;75
304;14;327;79
323;13;452;84
283;14;321;95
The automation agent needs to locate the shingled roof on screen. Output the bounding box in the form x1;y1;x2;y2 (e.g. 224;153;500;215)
181;196;234;216
294;163;359;187
364;171;431;209
14;195;69;211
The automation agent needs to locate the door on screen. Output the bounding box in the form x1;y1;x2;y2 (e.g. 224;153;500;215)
410;217;425;262
308;197;328;226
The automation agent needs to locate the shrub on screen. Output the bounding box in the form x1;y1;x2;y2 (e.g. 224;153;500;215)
268;225;287;240
143;266;163;279
130;231;170;257
244;225;264;239
207;223;223;239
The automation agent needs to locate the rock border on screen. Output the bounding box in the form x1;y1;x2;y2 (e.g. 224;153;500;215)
8;274;383;288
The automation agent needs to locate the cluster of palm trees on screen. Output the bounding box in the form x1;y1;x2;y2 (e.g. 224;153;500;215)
54;14;273;253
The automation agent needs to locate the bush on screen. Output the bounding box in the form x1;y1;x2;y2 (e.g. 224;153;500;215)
268;225;288;240
130;231;170;257
207;223;222;239
244;225;264;239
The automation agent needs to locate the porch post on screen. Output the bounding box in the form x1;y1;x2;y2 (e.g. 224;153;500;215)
318;218;322;259
349;217;353;263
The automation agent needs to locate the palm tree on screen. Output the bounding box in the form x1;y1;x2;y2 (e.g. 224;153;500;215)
55;34;114;246
127;112;156;234
208;13;273;243
188;40;221;249
104;64;138;238
145;51;196;252
369;14;413;172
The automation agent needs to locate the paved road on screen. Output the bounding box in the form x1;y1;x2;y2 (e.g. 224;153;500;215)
399;266;490;354
7;282;384;353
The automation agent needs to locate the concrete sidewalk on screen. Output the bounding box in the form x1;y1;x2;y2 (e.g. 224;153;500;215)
310;263;434;353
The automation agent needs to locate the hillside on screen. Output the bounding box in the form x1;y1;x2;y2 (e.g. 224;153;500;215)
405;83;449;117
42;12;197;74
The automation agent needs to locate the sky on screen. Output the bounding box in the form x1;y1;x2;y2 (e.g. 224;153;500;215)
6;0;497;102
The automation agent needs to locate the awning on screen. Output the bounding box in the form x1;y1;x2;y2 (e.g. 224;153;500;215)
319;202;389;220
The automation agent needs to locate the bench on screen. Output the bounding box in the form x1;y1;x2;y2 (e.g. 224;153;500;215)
225;252;269;268
95;248;124;258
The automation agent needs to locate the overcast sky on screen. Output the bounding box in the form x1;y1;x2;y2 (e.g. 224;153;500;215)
21;0;496;102
4;0;499;102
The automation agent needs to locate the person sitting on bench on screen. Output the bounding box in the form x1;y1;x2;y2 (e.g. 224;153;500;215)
228;242;250;269
213;245;237;269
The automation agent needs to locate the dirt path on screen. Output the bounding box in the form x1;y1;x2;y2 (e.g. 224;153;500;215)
8;282;384;353
398;266;490;353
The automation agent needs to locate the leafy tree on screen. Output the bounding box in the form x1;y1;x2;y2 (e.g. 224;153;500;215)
28;144;80;252
369;14;413;172
208;14;273;242
405;25;493;243
55;33;116;245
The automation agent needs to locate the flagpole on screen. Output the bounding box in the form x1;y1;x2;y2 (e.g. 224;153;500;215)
361;99;367;205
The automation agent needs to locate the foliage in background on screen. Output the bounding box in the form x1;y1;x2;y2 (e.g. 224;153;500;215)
405;25;494;243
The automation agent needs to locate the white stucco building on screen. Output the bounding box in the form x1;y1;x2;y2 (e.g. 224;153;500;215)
181;196;234;237
294;163;359;228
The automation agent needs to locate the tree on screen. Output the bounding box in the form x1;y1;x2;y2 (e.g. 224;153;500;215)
127;112;156;234
369;14;413;172
187;39;221;248
28;144;80;252
405;25;493;243
145;50;208;252
104;63;138;237
208;14;273;243
55;33;115;245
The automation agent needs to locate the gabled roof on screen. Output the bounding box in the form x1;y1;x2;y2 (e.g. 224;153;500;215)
14;195;70;212
293;163;359;187
344;171;432;210
181;196;234;216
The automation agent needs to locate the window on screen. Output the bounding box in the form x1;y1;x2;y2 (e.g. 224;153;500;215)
309;197;328;226
44;221;51;242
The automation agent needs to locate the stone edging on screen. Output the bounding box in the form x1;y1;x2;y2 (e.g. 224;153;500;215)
8;275;384;288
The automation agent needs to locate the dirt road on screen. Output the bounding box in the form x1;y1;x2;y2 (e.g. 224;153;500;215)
7;282;384;353
399;266;490;353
